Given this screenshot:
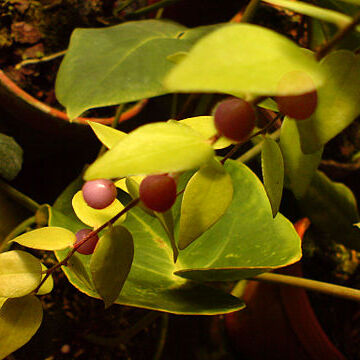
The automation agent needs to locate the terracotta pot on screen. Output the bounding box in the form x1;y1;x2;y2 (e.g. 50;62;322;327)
223;219;347;360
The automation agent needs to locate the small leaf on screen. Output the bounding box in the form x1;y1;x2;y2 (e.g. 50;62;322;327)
11;227;74;250
0;295;43;359
258;98;279;112
88;121;127;149
67;255;93;290
296;50;360;153
175;117;233;149
179;159;233;250
261;137;284;217
0;250;42;298
165;23;324;97
37;264;54;296
84;122;214;180
72;190;126;227
90;226;134;308
280;118;322;199
0;133;23;181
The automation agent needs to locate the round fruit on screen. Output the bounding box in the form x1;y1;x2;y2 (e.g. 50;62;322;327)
275;90;317;120
74;229;99;255
214;98;256;142
139;174;177;212
82;179;117;209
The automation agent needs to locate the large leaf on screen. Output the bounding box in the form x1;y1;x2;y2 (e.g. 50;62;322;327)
164;23;324;97
56;20;218;119
178;159;233;250
280;118;322;199
11;227;74;250
0;133;23;181
0;296;43;360
299;171;360;250
51;176;244;315
84;122;214;180
90;226;134;308
296;50;360;153
0;250;42;298
261;137;284;217
175;160;301;281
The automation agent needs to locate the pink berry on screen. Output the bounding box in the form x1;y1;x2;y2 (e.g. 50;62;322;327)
139;174;177;212
82;179;117;209
74;229;99;255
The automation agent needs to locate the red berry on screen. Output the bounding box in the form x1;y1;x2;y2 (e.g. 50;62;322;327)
214;98;255;142
275;90;317;120
74;229;99;255
82;179;117;209
139;174;177;212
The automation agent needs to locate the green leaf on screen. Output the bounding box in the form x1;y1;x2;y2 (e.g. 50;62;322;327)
178;159;233;250
261;137;284;217
37;264;54;296
0;133;23;181
175;160;301;282
164;23;324;97
0;295;43;360
296;50;360;153
56;20;218;119
300;171;360;250
174;117;233;149
90;226;134;308
51;177;244;315
262;0;356;28
11;227;74;250
67;255;94;291
167;51;188;64
0;298;6;309
72;190;126;227
88;121;127;149
258;98;279;112
0;250;42;298
84;122;214;180
280;118;322;199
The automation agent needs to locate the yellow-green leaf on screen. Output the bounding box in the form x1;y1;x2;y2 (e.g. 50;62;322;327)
0;250;42;298
37;264;54;296
11;227;74;250
179;160;233;250
0;296;43;359
88;121;127;149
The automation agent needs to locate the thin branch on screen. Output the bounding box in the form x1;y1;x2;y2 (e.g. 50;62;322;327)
15;50;67;70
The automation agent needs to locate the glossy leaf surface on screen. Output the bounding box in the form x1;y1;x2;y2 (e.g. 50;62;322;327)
165;24;324;97
0;296;43;360
0;133;23;181
11;227;74;250
88;121;127;149
178;160;233;249
84;122;214;180
0;250;42;298
261;138;284;217
90;226;134;308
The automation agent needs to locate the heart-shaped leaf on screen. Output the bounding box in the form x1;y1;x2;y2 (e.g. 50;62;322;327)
0;133;23;181
0;250;42;298
261;137;284;217
296;50;360;153
280;118;322;199
0;296;43;360
88;121;127;149
178;159;233;250
90;226;134;308
164;23;324;97
84;122;214;180
11;227;74;250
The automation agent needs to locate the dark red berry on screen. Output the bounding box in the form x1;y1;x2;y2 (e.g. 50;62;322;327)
139;174;177;212
74;229;99;255
214;98;255;142
275;90;317;120
82;179;117;209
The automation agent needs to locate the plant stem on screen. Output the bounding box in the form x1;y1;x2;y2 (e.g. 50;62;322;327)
126;0;181;18
15;50;67;70
33;197;140;294
316;10;360;60
0;179;40;213
241;0;261;23
252;272;360;302
153;314;169;360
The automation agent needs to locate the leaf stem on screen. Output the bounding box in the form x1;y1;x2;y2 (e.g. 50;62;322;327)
252;272;360;302
0;178;40;213
15;50;67;70
125;0;181;18
316;10;360;60
33;197;140;294
241;0;261;23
